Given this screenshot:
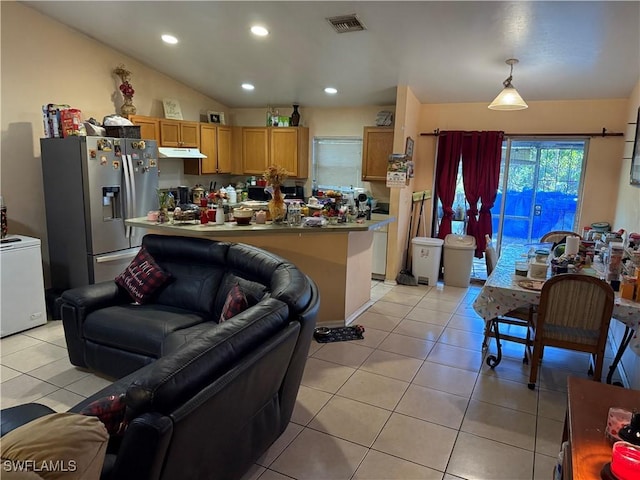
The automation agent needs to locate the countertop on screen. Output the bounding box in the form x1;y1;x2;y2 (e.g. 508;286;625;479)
125;216;395;237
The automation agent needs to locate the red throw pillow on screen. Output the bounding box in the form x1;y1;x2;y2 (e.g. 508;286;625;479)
115;247;171;304
219;284;248;322
80;393;128;436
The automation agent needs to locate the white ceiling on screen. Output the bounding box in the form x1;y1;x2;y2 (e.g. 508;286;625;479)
24;1;640;108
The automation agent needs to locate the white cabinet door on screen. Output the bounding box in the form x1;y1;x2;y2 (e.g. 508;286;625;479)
372;231;387;277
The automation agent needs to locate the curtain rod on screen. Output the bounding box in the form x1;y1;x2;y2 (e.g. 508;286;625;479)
420;128;623;138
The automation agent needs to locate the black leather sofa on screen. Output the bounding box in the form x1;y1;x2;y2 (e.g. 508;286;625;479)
60;234;316;379
2;234;320;480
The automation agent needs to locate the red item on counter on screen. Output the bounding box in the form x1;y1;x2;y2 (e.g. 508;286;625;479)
207;209;216;222
200;209;209;224
612;441;640;480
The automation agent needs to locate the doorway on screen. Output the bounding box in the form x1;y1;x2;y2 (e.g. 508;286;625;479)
433;138;588;279
494;139;588;252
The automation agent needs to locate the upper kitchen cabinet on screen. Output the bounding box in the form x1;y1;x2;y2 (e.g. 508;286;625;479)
242;128;270;175
160;120;200;148
241;127;309;178
184;124;233;175
270;127;309;178
128;115;159;142
362;127;394;181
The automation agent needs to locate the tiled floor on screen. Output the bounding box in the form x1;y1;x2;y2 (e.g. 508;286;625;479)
0;280;622;479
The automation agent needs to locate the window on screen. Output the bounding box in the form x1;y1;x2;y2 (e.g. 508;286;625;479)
312;137;363;191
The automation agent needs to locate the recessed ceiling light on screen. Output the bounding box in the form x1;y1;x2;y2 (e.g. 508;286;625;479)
161;34;178;44
250;25;269;36
242;83;255;91
324;87;338;94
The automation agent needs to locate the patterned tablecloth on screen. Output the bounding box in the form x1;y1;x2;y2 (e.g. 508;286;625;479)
472;246;640;355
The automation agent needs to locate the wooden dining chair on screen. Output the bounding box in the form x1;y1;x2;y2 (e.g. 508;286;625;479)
540;231;582;244
484;234;498;275
527;274;614;389
483;235;534;368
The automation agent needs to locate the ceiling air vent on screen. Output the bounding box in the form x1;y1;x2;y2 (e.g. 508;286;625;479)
326;14;366;33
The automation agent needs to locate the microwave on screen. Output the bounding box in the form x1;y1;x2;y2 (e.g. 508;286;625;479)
247;185;304;201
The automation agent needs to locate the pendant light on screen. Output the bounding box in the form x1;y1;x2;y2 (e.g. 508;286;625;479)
488;58;528;111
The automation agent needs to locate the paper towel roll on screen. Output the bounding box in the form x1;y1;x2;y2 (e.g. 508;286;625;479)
566;235;580;256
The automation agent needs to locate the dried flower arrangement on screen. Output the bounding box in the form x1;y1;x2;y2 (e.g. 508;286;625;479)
113;64;136;115
264;165;288;187
114;65;134;99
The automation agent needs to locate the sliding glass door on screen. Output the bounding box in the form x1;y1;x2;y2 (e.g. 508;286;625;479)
494;139;588;252
433;137;588;279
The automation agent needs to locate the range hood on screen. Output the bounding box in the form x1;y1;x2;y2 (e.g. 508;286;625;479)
158;147;206;159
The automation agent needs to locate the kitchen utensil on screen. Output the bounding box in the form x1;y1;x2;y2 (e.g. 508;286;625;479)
415;191;427;237
396;196;418;285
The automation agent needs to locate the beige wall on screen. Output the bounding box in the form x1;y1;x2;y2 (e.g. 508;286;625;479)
613;78;640;234
612;77;640;389
418;99;629;234
386;86;422;282
1;3;227;285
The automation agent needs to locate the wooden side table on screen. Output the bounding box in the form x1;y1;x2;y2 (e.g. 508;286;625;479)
563;377;640;479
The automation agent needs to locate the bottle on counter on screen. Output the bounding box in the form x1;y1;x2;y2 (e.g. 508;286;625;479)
200;208;209;224
216;203;225;225
226;185;237;204
266;106;272;127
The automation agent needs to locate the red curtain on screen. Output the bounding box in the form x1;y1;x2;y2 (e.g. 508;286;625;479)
435;131;463;239
476;131;504;255
461;131;504;256
461;133;482;256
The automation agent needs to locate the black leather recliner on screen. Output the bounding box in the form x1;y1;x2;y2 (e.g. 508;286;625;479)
2;234;320;480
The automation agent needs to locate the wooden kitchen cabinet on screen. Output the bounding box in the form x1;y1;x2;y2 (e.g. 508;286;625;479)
242;128;270;175
362;127;394;181
270;127;309;178
184;124;232;175
241;127;309;178
128;115;159;142
160;120;200;148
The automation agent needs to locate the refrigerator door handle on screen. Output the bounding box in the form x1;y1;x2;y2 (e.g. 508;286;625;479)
122;154;133;238
95;248;140;263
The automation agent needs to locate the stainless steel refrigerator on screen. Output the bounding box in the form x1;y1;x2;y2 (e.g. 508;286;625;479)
41;136;159;292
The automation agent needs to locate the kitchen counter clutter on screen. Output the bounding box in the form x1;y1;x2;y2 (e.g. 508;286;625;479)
126;216;393;236
126;215;395;325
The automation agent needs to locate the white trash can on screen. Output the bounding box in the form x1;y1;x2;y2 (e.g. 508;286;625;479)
443;234;477;287
411;237;444;286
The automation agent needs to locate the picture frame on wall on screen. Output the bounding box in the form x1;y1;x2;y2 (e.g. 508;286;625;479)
207;111;225;124
162;98;183;120
405;136;414;158
631;107;640;185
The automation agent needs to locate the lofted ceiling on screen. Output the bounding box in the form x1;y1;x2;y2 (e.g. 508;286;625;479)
23;1;640;109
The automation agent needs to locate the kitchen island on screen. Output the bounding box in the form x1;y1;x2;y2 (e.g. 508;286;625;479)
126;216;395;326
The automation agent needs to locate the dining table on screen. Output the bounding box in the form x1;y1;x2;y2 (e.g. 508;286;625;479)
472;245;640;383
